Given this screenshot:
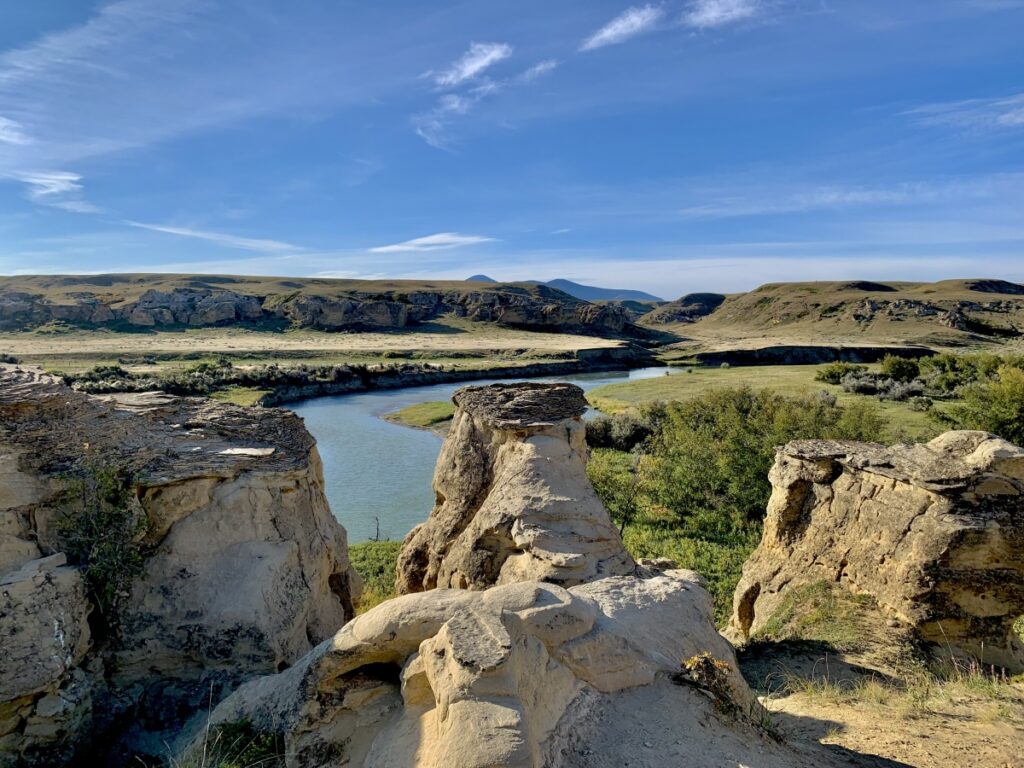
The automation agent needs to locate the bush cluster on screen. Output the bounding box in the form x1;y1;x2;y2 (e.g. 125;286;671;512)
586;387;889;623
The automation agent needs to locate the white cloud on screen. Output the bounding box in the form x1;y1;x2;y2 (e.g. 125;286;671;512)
580;5;665;51
370;232;496;253
14;170;101;213
434;42;513;88
0;117;31;145
125;221;305;253
905;93;1024;131
519;59;558;82
683;0;761;28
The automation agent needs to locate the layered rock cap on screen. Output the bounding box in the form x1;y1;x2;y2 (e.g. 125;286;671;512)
728;431;1024;671
396;383;635;593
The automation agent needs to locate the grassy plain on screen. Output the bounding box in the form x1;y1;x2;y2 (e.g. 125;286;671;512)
0;317;620;375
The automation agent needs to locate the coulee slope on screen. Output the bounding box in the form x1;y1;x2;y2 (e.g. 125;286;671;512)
646;278;1024;354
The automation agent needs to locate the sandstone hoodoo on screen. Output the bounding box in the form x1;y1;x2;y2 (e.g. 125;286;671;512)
728;431;1024;671
395;383;635;593
0;367;359;765
206;382;840;767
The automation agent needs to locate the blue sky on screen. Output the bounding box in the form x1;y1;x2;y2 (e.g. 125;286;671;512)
0;0;1022;298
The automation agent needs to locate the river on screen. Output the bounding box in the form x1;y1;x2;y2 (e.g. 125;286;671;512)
290;366;674;542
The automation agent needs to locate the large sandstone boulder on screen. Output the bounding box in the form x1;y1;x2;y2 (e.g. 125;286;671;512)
207;571;824;768
728;431;1024;671
0;368;360;762
396;383;634;593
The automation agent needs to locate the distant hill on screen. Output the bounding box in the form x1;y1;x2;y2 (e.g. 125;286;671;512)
644;293;726;325
541;279;662;303
464;276;661;302
646;278;1024;349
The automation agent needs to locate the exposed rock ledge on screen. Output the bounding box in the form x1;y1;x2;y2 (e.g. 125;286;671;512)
0;367;358;765
396;383;635;593
728;431;1024;671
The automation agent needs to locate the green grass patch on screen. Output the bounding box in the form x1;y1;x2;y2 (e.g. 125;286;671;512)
384;400;455;429
752;580;876;652
349;540;401;613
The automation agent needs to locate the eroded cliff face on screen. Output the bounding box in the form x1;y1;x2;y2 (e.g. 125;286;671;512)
0;368;359;765
396;383;635;593
728;432;1024;671
0;276;629;335
207;383;842;768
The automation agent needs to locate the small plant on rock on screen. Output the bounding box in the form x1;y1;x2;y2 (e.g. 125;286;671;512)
56;459;147;634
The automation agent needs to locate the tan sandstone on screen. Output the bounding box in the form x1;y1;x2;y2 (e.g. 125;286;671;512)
0;367;359;764
728;431;1024;671
396;383;634;593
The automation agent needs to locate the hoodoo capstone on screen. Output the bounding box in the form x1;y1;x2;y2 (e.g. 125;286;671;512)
728;431;1024;671
395;383;635;593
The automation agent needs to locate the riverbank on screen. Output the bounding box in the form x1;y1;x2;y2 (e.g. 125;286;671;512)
60;343;657;407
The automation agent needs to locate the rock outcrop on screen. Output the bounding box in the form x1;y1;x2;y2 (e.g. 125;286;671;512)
0;275;630;336
208;571;812;768
207;381;842;768
396;383;635;593
728;432;1024;671
0;368;359;764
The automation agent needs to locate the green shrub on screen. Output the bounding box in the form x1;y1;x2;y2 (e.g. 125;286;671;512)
349;540;401;613
56;460;146;633
880;355;920;382
943;366;1024;444
587;388;890;624
814;361;867;385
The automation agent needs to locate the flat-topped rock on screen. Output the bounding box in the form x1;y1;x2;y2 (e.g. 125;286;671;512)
728;431;1024;671
451;382;587;428
396;382;634;593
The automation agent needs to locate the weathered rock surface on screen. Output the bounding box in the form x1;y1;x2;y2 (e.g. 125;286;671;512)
396;383;635;593
209;571;822;768
0;367;359;764
728;431;1024;671
0;275;630;336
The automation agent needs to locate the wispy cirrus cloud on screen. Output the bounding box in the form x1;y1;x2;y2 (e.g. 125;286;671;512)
14;170;101;213
679;177;1005;218
580;5;665;51
433;42;513;88
125;221;305;253
519;59;559;82
905;93;1024;131
0;117;31;145
682;0;761;28
370;232;496;253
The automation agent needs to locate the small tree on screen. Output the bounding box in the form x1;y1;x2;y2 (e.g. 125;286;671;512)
880;355;920;382
57;460;147;634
